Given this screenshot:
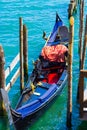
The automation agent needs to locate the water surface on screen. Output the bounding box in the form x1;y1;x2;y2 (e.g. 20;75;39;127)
0;0;87;130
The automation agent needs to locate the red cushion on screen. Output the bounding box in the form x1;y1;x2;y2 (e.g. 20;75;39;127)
48;73;60;84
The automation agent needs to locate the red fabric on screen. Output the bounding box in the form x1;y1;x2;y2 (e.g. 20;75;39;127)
47;73;59;84
41;44;68;62
41;73;60;84
41;78;47;82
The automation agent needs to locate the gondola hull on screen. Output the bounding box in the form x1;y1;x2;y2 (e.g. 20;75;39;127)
11;13;68;127
12;70;67;128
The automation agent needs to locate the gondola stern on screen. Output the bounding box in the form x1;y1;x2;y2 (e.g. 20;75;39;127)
10;108;22;123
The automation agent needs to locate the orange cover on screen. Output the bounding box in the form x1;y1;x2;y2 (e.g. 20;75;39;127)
41;44;68;62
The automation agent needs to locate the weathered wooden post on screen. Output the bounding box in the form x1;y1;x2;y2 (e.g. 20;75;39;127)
82;0;84;24
77;0;84;101
23;24;28;82
68;0;77;19
81;15;87;69
0;45;13;126
0;46;5;88
78;0;84;70
79;70;84;118
0;45;6;114
67;16;74;128
68;3;73;19
78;1;82;69
77;15;87;101
19;17;24;93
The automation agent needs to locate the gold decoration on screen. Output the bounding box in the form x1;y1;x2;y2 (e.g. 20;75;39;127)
70;16;74;26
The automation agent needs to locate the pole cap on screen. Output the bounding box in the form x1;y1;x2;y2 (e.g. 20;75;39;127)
70;16;74;26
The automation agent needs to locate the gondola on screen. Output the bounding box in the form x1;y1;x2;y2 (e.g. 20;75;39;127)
11;13;69;127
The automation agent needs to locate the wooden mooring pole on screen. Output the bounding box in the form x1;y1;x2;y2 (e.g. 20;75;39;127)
77;0;84;101
78;0;84;69
0;45;13;126
19;17;24;93
81;15;87;69
0;45;6;114
23;24;28;82
67;16;74;128
68;0;77;19
77;15;87;101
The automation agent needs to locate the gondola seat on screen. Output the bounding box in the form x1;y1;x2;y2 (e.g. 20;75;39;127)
39;84;57;102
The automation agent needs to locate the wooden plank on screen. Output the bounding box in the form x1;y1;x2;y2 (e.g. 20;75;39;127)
5;68;20;92
80;111;87;121
84;89;87;101
81;70;87;77
83;108;87;111
83;102;87;108
5;53;20;79
5;67;10;79
83;89;87;108
79;70;87;118
77;70;87;100
79;71;84;118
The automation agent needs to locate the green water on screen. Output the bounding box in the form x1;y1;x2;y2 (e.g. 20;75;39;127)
0;0;87;129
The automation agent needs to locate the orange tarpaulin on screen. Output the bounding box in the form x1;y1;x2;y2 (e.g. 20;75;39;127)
41;44;68;62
